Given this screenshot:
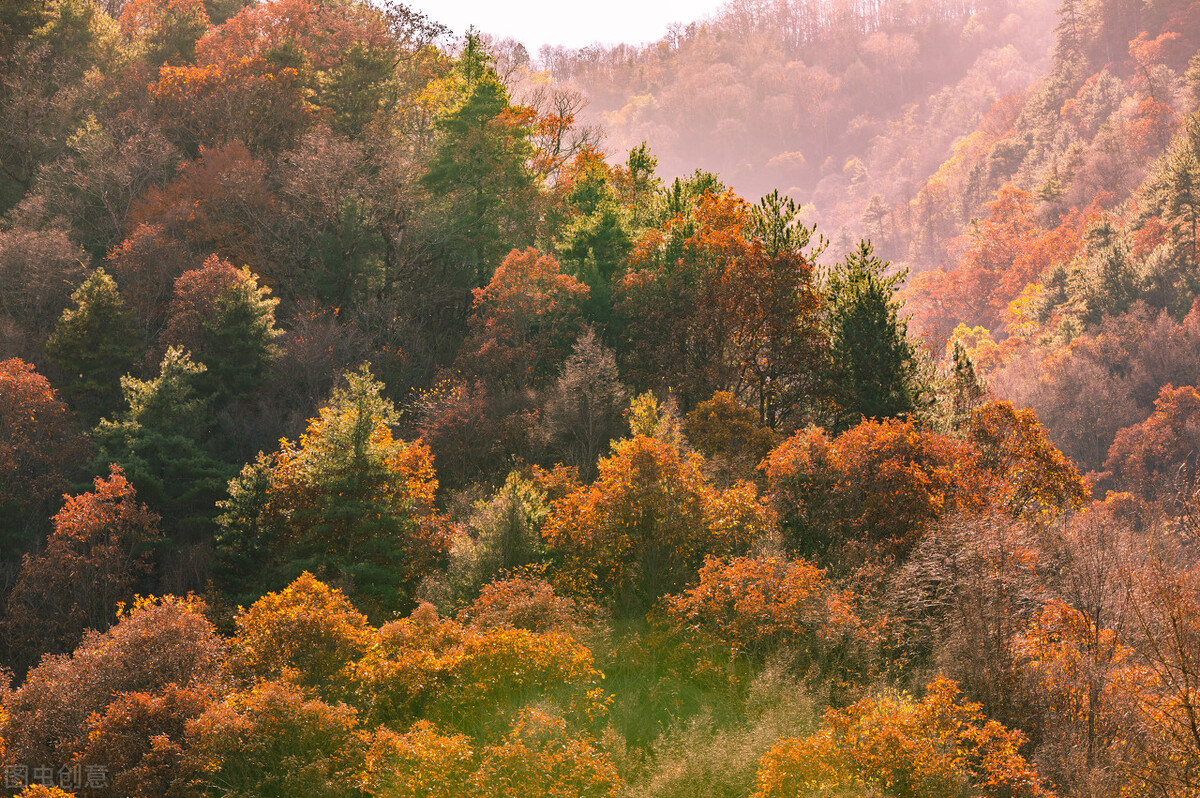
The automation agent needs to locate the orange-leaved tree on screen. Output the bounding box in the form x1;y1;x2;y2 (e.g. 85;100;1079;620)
458;247;588;390
663;554;871;675
182;679;365;798
764;418;973;567
228;572;373;702
967;400;1089;518
543;430;768;614
2;595;224;786
0;358;86;546
3;466;161;669
1104;384;1200;499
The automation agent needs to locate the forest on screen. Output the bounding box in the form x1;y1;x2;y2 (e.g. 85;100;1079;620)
1;0;1200;794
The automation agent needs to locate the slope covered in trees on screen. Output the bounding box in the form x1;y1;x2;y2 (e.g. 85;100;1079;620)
2;0;1200;795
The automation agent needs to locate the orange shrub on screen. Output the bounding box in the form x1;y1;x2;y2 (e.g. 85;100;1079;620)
663;555;866;668
458;573;592;635
353;603;608;737
753;677;1053;798
364;710;620;798
183;680;364;798
229;572;373;699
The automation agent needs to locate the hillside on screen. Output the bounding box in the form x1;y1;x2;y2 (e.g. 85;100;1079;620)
2;0;1200;796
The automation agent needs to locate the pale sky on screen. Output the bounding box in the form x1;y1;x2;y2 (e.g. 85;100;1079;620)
405;0;727;54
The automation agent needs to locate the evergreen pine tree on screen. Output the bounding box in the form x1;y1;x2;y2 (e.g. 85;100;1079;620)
91;347;230;541
45;267;140;419
824;241;925;431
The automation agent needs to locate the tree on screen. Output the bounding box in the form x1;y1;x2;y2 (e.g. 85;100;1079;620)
683;391;776;486
449;472;551;600
44;268;140;419
967;400;1089;518
219;366;449;615
1013;599;1139;796
617;189;825;422
0;358;86;549
824;241;924;431
458;574;589;636
353;601;606;737
422;34;540;288
91;347;230;541
118;0;210;67
457;247;588;390
1105;384;1200;499
551;147;637;320
0;228;87;351
161;255;280;403
1120;542;1200;797
228;572;372;702
364;709;620;798
943;341;988;432
543;432;767;613
663;555;866;672
3;466;161;670
182;679;365;798
764;419;972;567
2;595;223;776
541;329;627;479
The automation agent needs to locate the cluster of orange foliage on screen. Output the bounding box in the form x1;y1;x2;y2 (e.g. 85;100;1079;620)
763;402;1087;565
753;677;1053;798
543;433;767;611
459;247;589;389
185;573;617;795
663;555;871;670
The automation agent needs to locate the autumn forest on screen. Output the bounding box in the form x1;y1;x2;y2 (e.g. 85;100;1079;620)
2;0;1200;794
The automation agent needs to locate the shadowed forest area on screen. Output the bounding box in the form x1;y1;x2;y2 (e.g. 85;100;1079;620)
2;0;1200;794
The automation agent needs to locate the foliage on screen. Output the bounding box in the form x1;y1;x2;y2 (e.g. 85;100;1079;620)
823;241;924;431
182;679;365;798
448;472;550;600
0;358;86;547
353;602;608;737
219;365;449;614
1104;384;1200;499
543;433;767;613
3;466;161;669
365;709;620;798
764;419;972;566
162;254;280;402
43;268;139;418
91;346;230;540
422;35;539;287
541;328;627;479
684;391;776;485
616;190;825;424
459;247;588;389
2;595;224;777
663;555;870;674
967;400;1089;517
458;573;591;636
228;572;372;701
752;677;1053;798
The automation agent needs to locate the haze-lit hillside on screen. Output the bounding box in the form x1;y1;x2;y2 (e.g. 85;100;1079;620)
2;0;1200;795
543;0;1058;239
